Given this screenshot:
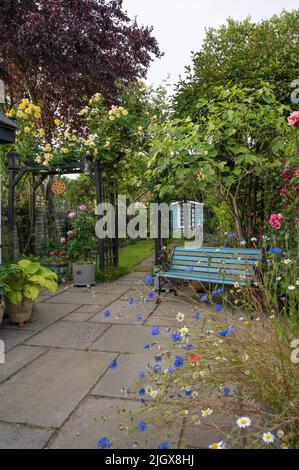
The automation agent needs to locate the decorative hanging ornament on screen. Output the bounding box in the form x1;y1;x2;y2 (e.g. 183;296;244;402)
51;178;66;196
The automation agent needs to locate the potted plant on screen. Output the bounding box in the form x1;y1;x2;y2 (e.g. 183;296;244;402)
41;251;69;283
0;266;20;325
5;259;58;327
66;205;97;286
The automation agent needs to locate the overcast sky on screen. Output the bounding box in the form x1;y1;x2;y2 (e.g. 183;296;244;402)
123;0;299;88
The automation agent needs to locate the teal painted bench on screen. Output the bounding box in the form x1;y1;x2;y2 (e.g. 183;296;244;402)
157;247;262;293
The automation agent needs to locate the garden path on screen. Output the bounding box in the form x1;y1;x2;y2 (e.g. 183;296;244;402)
0;257;227;449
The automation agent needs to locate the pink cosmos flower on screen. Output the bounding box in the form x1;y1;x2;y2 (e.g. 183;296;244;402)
68;211;76;219
79;204;87;212
287;111;299;127
269;214;283;230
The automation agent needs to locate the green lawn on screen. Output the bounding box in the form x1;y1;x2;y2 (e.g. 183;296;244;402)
119;240;154;271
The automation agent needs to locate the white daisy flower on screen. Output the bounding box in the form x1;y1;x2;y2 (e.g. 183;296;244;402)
145;385;153;394
277;430;284;439
176;312;185;323
283;259;292;265
209;441;225;449
262;432;275;444
288;285;296;291
180;327;189;337
234;282;240;288
237;417;251;428
251;237;257;242
150;390;158;399
202;408;213;418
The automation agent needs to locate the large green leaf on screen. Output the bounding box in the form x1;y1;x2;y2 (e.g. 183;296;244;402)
7;290;23;305
18;259;41;275
23;284;40;301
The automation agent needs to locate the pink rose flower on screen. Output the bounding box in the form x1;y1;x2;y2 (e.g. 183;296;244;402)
79;204;87;212
68;211;76;219
67;230;74;238
269;214;283;230
60;237;66;244
287;111;299;127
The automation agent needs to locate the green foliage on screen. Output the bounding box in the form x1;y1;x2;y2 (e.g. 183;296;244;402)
65;207;97;263
96;266;129;284
4;259;58;305
147;85;293;240
174;10;299;118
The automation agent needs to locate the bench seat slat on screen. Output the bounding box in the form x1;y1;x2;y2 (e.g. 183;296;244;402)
174;247;262;255
172;256;259;266
168;265;254;276
158;272;249;286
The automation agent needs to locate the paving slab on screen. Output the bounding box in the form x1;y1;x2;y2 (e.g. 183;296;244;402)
74;304;106;314
0;328;35;352
86;284;131;295
145;301;203;327
63;312;95;322
1;302;80;332
0;349;116;428
0;422;53;449
91;353;161;398
45;291;118;306
27;321;109;350
89;325;171;354
89;300;156;325
0;345;46;384
181;411;236;449
49;397;182;449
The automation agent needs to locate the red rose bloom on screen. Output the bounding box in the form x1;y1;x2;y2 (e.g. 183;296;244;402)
49;251;55;256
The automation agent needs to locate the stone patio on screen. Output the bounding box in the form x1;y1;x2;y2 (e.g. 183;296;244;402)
0;258;224;449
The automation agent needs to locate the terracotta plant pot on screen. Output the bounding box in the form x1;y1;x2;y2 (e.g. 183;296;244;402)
6;299;34;328
72;263;96;286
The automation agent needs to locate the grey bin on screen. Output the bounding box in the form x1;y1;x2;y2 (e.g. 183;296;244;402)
72;263;96;286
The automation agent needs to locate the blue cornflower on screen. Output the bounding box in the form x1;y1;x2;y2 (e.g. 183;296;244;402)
186;266;194;273
168;366;175;374
151;326;160;337
144;343;152;350
213;288;224;295
148;292;155;300
138;372;146;380
109;360;118;370
103;310;110;318
138;388;146;396
135;313;143;321
227;233;236;239
158;441;170;449
184;389;192;398
223;387;231;397
194;312;201;321
145;275;153;286
219;328;236;338
97;437;111;449
137;421;148;432
185;344;194;351
155;355;162;363
173;356;184;369
215;304;223;313
171;331;182;343
129;298;134;305
153;364;162;374
201;294;208;302
269;247;282;255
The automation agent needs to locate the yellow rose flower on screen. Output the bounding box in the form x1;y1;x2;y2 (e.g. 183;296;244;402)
39;128;45;137
61;148;69;154
24;127;31;134
54;118;61;126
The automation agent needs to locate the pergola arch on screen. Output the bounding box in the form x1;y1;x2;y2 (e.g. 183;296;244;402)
6;154;119;270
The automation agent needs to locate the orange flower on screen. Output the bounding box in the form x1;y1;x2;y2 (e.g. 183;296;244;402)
188;353;200;364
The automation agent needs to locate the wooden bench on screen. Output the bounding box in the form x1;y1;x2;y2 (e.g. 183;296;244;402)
156;247;262;293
